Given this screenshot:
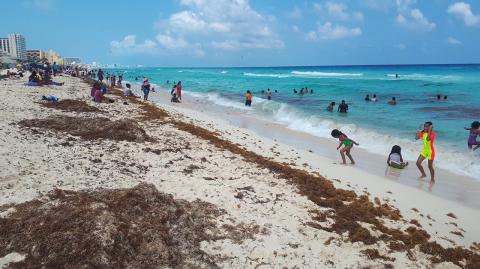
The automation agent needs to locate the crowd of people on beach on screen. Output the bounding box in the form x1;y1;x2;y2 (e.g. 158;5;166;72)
27;62;64;86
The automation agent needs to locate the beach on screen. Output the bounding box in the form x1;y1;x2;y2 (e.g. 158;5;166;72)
1;74;479;268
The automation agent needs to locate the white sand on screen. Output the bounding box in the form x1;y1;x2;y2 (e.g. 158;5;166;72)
0;75;478;268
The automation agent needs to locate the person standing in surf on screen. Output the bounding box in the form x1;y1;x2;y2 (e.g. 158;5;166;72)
415;122;435;182
176;81;182;100
331;129;359;165
465;121;480;151
245;90;253;107
338;100;348;113
266;88;272;100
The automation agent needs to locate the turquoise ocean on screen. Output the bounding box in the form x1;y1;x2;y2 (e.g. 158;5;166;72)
107;64;480;179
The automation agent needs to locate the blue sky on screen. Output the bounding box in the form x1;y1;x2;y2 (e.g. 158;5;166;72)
1;0;479;67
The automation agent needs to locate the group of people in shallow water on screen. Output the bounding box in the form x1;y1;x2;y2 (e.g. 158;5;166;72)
244;87;316;107
326;92;450;113
330;120;479;183
293;87;313;95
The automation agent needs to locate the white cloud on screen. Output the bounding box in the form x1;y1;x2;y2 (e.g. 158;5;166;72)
447;37;462;45
395;2;436;31
155;33;205;56
155;34;189;49
395;43;406;49
307;22;362;40
288;7;302;19
325;2;350;20
306;31;318;41
448;2;480;26
292;25;300;33
396;0;416;12
157;0;283;51
169;11;207;32
110;35;157;54
315;2;364;21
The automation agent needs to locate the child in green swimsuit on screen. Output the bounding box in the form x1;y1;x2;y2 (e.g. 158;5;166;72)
331;129;359;164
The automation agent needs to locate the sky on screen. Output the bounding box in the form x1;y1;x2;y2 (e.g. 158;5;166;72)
1;0;480;67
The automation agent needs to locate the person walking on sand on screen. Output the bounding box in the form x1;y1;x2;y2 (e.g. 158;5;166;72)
176;81;182;100
52;62;58;76
142;78;151;101
331;129;359;164
465;121;480;150
415;122;435;182
97;69;104;82
245;90;253;107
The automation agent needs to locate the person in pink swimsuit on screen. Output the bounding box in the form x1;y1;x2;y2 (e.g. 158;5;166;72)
176;81;182;100
465;121;480;151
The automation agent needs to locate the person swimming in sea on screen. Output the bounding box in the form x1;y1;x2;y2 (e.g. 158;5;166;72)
415;122;435;182
331;129;359;165
327;102;335;112
371;94;377;102
338;100;348;113
266;88;272;100
293;89;298;94
465;121;480;151
365;94;371;101
387;145;408;169
388;97;397;105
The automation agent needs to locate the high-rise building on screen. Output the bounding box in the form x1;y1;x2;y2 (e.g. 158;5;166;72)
0;38;10;54
27;50;44;62
8;33;27;60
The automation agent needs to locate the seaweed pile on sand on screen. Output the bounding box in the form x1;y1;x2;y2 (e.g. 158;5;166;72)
19;115;150;142
0;183;256;269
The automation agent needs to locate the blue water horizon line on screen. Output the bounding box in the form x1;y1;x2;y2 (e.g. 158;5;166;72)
111;63;479;70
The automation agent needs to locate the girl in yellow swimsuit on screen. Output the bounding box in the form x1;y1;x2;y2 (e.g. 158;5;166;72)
331;129;359;164
415;121;435;182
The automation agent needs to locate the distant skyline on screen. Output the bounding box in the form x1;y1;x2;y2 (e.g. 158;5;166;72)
2;0;480;67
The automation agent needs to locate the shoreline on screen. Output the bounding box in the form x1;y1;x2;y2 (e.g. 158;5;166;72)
141;85;480;210
1;74;479;268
